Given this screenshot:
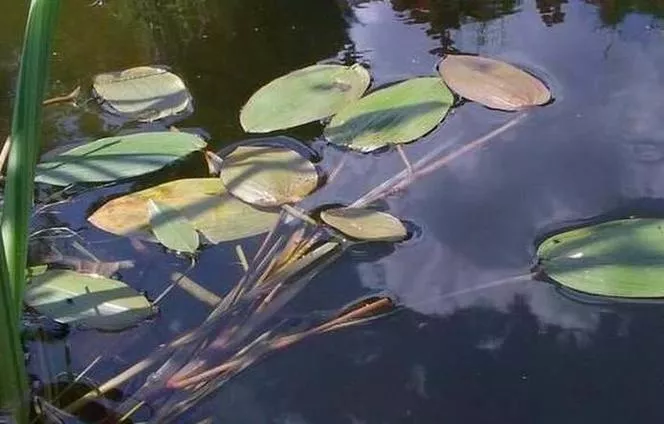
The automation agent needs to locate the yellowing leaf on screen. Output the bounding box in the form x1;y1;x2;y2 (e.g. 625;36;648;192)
320;207;407;242
219;146;318;207
88;178;279;244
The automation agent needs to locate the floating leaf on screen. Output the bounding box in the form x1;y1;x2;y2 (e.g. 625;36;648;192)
88;178;279;244
148;199;200;253
27;264;48;278
219;146;318;207
240;64;371;133
35;132;207;186
537;218;664;298
93;66;193;122
438;55;551;111
320;207;407;242
25;270;154;331
217;135;320;161
324;77;453;152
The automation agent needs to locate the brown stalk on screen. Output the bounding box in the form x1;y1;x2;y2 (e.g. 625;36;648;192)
41;86;81;106
165;297;394;389
0;86;80;175
353;111;528;207
69;111;529;418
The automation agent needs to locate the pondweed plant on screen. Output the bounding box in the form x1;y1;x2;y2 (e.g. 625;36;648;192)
1;0;651;421
0;1;557;421
0;0;60;422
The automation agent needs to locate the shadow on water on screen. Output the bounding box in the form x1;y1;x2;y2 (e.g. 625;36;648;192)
122;0;354;142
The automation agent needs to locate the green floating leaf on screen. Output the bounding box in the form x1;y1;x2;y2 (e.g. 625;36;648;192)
324;77;453;152
320;207;407;242
27;264;48;278
35;131;207;186
240;63;371;133
25;270;155;331
88;178;279;244
219;146;318;207
438;55;551;111
93;66;193;122
537;218;664;298
147;199;200;253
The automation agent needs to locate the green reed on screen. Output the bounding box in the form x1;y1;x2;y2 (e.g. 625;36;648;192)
0;0;60;421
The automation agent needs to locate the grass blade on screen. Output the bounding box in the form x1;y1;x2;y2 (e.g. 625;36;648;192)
0;236;29;422
1;0;60;319
0;1;60;421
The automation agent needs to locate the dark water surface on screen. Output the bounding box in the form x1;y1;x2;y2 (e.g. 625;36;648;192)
4;0;664;422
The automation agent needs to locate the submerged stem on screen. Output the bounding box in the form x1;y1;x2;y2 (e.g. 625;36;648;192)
353;111;528;207
153;258;198;305
402;273;534;311
74;105;532;422
395;144;413;176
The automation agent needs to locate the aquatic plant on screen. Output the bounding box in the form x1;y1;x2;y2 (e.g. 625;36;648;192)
18;2;655;420
0;0;60;422
27;55;548;422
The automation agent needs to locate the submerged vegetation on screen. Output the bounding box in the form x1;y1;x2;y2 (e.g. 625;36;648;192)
2;0;664;423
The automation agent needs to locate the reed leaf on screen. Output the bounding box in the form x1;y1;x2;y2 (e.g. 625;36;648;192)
0;0;60;421
1;0;60;318
0;236;28;421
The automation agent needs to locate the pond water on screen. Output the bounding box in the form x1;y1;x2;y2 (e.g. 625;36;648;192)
4;0;664;422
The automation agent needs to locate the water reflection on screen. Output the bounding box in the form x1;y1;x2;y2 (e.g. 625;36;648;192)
391;0;522;50
1;0;352;143
121;0;351;142
187;295;664;423
391;0;522;26
536;0;567;26
586;0;664;25
336;0;664;327
385;0;664;49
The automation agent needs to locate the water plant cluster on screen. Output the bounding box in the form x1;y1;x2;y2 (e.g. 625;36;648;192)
2;1;662;423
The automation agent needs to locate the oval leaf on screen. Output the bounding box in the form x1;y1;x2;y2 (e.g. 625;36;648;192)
93;66;193;122
148;199;200;253
240;64;371;133
35;132;207;186
324;77;453;152
88;178;279;244
219;146;318;207
25;270;154;331
320;207;407;242
438;55;551;111
537;218;664;298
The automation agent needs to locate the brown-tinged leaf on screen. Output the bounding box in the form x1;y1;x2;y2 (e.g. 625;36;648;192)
438;55;551;111
320;207;407;242
88;178;279;244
